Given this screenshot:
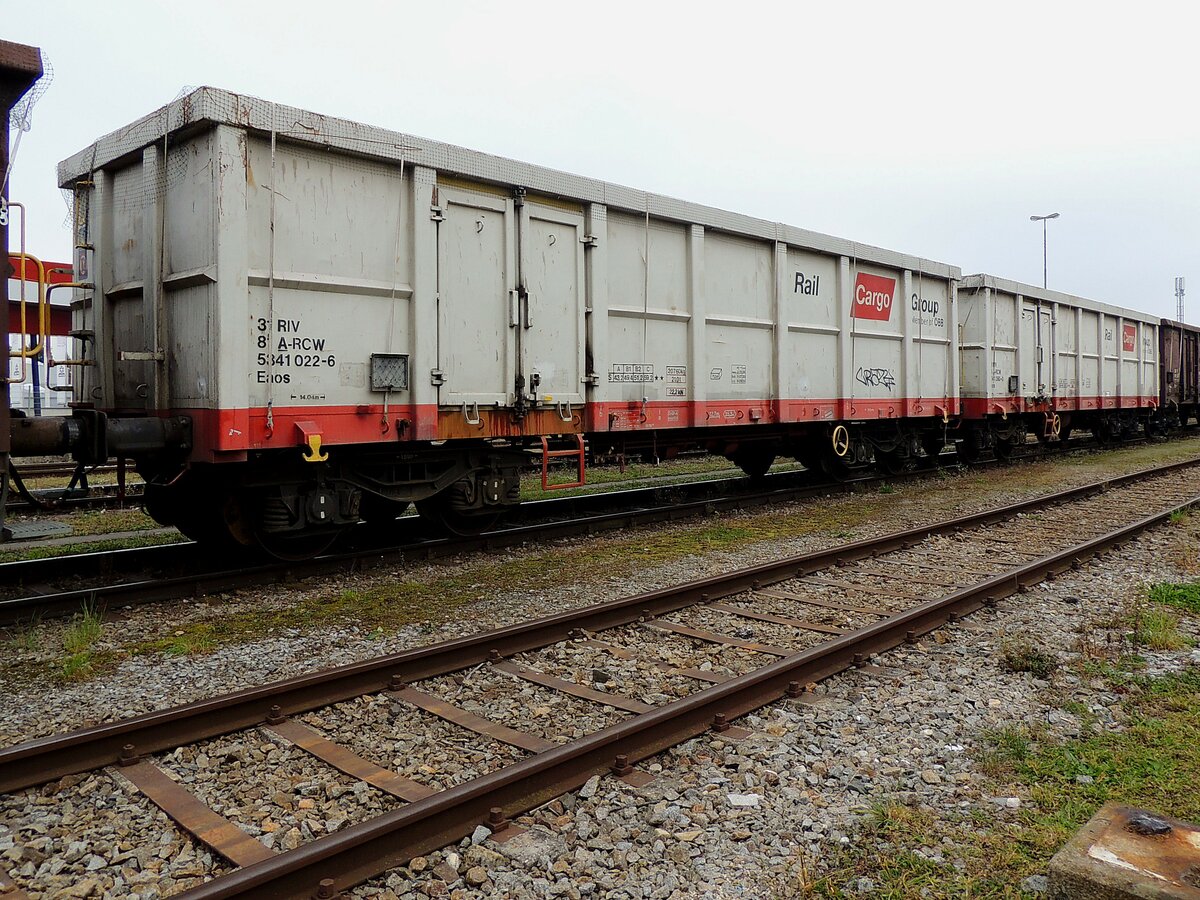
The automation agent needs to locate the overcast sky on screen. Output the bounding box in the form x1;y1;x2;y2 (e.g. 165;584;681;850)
7;1;1198;321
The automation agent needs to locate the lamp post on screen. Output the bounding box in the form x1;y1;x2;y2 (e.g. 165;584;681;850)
1029;212;1060;289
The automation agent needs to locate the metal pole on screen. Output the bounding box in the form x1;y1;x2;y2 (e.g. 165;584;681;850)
1042;219;1048;289
1030;213;1059;290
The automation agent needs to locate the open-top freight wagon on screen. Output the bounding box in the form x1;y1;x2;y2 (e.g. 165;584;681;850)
1159;318;1200;430
957;274;1160;457
24;88;966;554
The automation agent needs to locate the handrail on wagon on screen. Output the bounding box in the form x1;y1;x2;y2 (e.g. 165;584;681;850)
45;282;96;380
4;249;48;385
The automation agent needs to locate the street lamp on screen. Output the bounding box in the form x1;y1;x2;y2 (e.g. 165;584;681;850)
1030;212;1060;289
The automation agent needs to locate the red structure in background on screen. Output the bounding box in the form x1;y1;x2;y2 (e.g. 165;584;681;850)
7;255;74;337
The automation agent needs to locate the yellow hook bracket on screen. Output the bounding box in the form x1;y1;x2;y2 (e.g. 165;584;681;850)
295;421;329;462
302;433;329;463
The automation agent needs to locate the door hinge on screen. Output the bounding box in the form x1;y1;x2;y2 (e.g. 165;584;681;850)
430;206;445;223
583;373;600;386
430;368;445;386
580;234;599;248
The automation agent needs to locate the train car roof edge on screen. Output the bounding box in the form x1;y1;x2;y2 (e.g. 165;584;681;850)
959;273;1159;325
56;86;960;281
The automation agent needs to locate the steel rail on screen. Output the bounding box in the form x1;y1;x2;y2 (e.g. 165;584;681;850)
0;463;945;625
2;455;1195;796
5;485;143;513
3;435;1186;620
0;468;815;603
172;473;1200;898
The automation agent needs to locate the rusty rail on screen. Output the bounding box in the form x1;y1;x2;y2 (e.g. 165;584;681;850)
0;462;937;624
2;456;1198;898
2;456;1196;795
175;487;1200;899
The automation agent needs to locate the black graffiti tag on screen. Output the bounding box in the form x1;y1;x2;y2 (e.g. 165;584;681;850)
855;366;896;391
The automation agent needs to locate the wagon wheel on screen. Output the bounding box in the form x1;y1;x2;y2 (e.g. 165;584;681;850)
416;496;505;538
993;437;1015;462
920;435;946;466
254;528;341;561
733;447;776;480
1093;419;1117;447
793;446;823;474
820;456;854;482
957;431;985;465
874;448;908;476
142;481;179;528
169;477;256;554
358;495;412;525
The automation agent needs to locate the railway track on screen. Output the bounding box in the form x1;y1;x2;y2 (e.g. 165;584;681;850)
3;484;144;514
3;435;1182;627
0;464;922;625
1;457;1198;898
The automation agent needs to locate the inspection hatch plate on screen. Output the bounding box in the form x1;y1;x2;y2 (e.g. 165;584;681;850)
4;520;72;541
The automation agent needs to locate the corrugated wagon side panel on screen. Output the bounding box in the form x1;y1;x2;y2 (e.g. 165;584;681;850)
909;271;953;414
703;232;775;410
106;163;146;408
164;129;218;409
845;262;906;418
784;247;841;420
1054;303;1079;400
1080;307;1101;402
232;133;418;449
955;285;987;406
600;212;690;426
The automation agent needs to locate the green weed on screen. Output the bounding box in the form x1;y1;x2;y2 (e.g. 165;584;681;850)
1000;639;1060;679
808;668;1200;897
1131;606;1191;651
1149;581;1200;615
62;602;103;656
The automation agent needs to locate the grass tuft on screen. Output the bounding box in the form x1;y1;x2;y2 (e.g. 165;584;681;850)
52;601;105;682
13;613;43;651
60;652;93;681
1000;639;1060;679
976;726;1031;777
1131;606;1191;651
62;601;103;656
1149;581;1200;615
807;667;1200;897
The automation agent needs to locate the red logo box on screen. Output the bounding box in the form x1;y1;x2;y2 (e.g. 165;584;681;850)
1122;323;1136;352
852;272;897;320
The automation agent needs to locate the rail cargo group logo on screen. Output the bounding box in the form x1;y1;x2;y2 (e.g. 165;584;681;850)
852;273;896;320
1122;323;1137;352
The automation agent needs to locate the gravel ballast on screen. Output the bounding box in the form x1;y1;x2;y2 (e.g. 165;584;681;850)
1;440;1198;898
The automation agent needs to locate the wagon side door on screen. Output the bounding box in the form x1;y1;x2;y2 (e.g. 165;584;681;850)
1038;308;1053;396
1188;330;1199;407
516;200;586;406
436;187;517;409
1019;305;1038;397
